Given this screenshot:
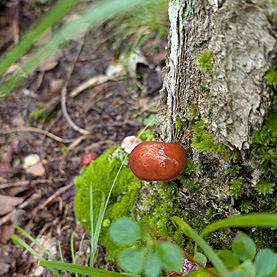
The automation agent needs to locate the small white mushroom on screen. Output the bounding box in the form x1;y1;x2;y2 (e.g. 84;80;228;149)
121;136;142;154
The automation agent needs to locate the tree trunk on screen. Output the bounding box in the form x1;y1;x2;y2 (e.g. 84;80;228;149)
152;0;277;250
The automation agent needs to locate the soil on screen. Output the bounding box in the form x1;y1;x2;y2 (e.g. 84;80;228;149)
0;1;167;275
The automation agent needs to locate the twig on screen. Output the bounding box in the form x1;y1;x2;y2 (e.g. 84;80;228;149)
0;127;75;143
0;178;67;189
61;38;90;135
58;135;87;170
22;222;52;256
37;183;74;211
69;73;125;98
25;183;74;230
0;209;16;226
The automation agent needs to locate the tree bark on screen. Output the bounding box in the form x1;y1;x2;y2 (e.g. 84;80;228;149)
152;0;277;248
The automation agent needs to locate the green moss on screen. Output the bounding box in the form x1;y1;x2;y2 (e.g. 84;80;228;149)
239;200;253;213
194;49;212;75
251;112;277;178
180;159;197;190
191;119;226;153
175;119;183;130
265;69;277;90
74;146;142;261
255;179;275;196
229;177;244;200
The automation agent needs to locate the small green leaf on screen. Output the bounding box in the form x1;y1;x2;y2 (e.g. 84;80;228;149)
217;250;239;268
255;249;277;277
143;114;155;126
144;253;161;277
228;271;245;277
118;247;145;274
232;232;256;262
238;260;256;277
109;218;142;245
194;252;207;268
156;241;183;272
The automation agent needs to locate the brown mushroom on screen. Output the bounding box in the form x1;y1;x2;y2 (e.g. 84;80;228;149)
128;141;187;181
80;152;98;167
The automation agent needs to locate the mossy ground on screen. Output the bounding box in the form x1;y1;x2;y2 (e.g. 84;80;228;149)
74;146;142;261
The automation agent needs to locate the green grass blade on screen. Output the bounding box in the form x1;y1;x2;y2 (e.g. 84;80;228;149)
97;158;126;244
70;230;79;277
0;0;80;77
11;235;63;277
172;216;229;277
39;260;138;276
200;213;277;237
58;242;70;277
0;0;164;101
77;233;86;266
14;225;58;262
90;183;94;267
93;190;106;259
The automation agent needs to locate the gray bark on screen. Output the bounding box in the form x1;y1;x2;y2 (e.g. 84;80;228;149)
151;0;277;247
156;0;276;150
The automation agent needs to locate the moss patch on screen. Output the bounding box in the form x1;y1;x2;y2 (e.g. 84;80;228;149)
74;146;142;261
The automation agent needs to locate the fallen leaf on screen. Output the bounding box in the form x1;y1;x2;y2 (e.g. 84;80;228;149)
0;195;25;216
38;56;59;72
0;224;15;244
25;161;45;176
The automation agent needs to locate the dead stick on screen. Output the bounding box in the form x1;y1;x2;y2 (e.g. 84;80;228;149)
0;127;75;143
0;178;67;189
61;37;89;135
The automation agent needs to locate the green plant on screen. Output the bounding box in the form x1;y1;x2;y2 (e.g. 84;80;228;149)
109;217;184;277
194;49;212;75
172;213;277;277
74;146;141;261
12;145;136;276
180;159;197;190
251;112;277;178
225;165;241;177
107;0;169;56
265;69;277;90
132;112;156;126
61;146;67;153
255;179;275;196
239;200;253;214
29;109;55;124
229;177;244;199
191;119;226;153
175;119;183;130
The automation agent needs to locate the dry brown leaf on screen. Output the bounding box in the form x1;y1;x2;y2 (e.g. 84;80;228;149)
38;56;59;72
25;161;45;176
0;195;25;216
0;224;15;244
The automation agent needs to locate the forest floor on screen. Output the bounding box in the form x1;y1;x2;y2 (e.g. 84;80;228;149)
0;1;167;275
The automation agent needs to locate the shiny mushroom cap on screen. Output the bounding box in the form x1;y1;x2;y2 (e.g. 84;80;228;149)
80;152;98;167
128;141;187;181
